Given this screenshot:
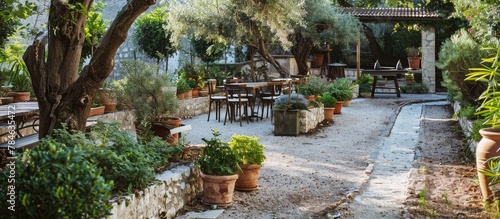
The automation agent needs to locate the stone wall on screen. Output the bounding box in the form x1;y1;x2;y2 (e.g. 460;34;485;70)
300;106;324;133
109;164;202;219
421;28;436;93
173;96;211;119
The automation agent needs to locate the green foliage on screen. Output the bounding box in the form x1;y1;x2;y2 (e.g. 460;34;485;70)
114;60;180;124
470;119;485;142
452;0;500;44
317;92;337;108
0;0;35;49
437;29;487;104
0;136;113;218
190;36;227;63
176;78;191;93
197;129;240;176
6;60;31;92
329;78;353;101
229;134;266;165
273;93;310;111
457;102;479;120
299;75;330;96
400;83;429;94
404;73;414;79
465;46;500;128
82;2;108;62
133;6;176;63
50;122;181;193
357;73;373;93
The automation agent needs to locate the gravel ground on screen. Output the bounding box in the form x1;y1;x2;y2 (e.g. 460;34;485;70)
176;93;486;218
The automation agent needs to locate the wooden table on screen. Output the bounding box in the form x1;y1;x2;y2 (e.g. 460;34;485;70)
362;69;408;97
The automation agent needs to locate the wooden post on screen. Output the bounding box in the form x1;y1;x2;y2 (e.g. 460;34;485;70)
357;37;361;78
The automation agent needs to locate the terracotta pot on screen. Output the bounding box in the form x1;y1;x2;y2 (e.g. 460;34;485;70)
235;164;262;191
307;95;316;101
103;103;117;113
407;57;421;69
200;173;238;206
89;106;105;117
324;107;335;121
192;88;200;98
406;79;414;85
476;128;500;201
311;53;325;68
0;97;14;105
334;101;344;114
184;89;193;99
176;92;185;100
97;88;117;105
7;91;30;103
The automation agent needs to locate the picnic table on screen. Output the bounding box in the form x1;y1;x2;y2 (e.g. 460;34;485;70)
362;69;409;97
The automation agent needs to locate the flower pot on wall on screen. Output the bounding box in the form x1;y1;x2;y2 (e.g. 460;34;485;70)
407;57;421;69
192;88;200;98
476;128;500;201
200;173;238;206
89;106;105;117
324;107;335;121
7;91;30;102
311;53;325;68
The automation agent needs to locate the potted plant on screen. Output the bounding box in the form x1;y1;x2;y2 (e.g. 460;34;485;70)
465;47;500;202
88;102;105;117
114;60;181;143
357;74;373;98
176;78;190;100
0;70;13;105
317;92;337;121
273;93;310;136
406;47;421;69
6;61;32;102
95;83;118;113
299;75;330;100
197;129;240;206
329;78;353;114
404;73;414;85
228;134;266;191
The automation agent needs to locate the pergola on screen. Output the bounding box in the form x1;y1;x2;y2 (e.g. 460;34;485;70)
341;7;442;93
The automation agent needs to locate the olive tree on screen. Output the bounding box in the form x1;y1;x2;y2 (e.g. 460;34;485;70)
167;0;305;79
23;0;156;138
291;0;361;75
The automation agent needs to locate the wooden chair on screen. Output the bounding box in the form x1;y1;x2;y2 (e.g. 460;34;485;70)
224;84;250;126
207;80;226;122
260;81;284;120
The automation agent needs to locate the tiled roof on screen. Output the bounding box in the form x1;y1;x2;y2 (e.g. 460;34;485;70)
341;7;441;22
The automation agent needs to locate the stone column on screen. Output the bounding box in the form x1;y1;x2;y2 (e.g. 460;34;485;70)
421;28;436;93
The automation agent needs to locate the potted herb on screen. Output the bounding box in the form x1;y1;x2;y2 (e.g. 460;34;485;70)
197;129;240;206
299;75;329;100
113;60;181;143
176;78;191;100
317;92;337;121
228;134;266;191
273;93;310;136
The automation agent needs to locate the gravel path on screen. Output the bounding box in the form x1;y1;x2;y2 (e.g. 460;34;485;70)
180;93;448;218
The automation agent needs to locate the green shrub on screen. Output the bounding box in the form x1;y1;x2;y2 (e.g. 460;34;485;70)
197;129;240;176
229;135;266;165
0;138;113;218
273;94;309;110
436;29;487;104
299;75;330;96
317;92;337;107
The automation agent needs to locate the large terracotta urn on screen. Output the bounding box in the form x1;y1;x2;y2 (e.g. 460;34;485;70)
200;173;238;206
476;128;500;201
235;164;262;191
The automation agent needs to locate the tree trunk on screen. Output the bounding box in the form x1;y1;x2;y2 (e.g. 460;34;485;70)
363;24;401;67
23;0;156;139
291;32;313;75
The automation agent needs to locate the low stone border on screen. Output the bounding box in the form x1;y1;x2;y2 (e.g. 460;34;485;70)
109;163;202;219
452;101;477;153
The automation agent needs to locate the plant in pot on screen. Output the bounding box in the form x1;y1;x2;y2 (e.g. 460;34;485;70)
96;83;118;113
114;60;181;143
357;73;372;98
0;70;13;105
404;73;414;85
406;46;421;69
317;92;336;121
465;47;500;202
228;134;266;191
6;60;32;102
299;75;329;100
197;129;240;206
273;93;310;136
329;78;353;114
176;77;191;100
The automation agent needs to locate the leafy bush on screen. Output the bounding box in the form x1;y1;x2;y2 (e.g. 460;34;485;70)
51;122;182;193
400;83;429;94
229;135;266;165
299;75;330;96
0;137;113;218
436;29;487;104
197;129;240;176
317;92;337;108
273;94;310;110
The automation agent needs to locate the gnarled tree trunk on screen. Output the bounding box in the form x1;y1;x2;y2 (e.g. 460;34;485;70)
291;32;313;75
23;0;156;138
